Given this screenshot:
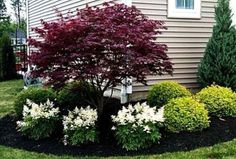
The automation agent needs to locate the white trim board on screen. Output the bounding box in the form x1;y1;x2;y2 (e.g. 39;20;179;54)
231;0;236;26
121;0;132;6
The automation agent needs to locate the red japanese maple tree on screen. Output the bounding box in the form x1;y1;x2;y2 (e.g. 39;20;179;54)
29;2;173;116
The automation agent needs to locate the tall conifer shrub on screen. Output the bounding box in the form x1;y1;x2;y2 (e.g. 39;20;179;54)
0;32;16;80
197;0;236;90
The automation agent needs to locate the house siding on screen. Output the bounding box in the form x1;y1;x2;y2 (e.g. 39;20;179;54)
28;0;106;40
131;0;217;97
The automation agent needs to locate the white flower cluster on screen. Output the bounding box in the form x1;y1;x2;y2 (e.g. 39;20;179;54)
63;106;98;131
17;99;59;127
111;102;164;133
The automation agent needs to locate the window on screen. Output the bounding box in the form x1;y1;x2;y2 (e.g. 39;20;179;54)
168;0;201;19
176;0;194;9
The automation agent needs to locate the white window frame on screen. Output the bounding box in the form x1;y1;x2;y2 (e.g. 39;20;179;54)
121;0;132;6
168;0;201;19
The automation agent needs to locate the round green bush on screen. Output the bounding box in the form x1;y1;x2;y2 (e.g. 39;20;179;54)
147;81;191;108
57;82;98;112
14;87;56;117
164;97;210;133
195;85;236;117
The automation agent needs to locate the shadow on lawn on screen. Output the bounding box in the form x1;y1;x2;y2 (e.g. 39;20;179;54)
1;101;236;157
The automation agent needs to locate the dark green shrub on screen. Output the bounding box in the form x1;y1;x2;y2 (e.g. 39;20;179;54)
14;87;56;117
147;81;191;108
57;82;98;112
164;97;210;133
197;0;236;90
0;32;16;80
196;85;236;117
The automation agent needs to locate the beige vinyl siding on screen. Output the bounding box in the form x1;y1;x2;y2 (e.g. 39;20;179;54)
131;0;217;94
28;0;107;40
28;0;124;42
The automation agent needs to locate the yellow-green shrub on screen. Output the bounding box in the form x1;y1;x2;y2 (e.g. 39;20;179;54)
164;97;210;133
196;85;236;117
147;81;191;108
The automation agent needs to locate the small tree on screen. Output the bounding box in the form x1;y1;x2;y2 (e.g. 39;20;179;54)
198;0;236;90
29;2;173;117
0;32;16;80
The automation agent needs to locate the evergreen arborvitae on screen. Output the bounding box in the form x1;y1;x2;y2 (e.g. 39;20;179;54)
0;32;16;80
197;0;236;90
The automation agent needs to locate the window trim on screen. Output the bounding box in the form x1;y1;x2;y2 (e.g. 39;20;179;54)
121;0;132;6
168;0;201;19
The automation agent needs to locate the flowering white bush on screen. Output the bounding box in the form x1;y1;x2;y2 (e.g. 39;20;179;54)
16;99;60;140
63;106;98;146
111;102;165;151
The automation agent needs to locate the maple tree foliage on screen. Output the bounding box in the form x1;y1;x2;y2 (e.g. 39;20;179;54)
29;2;173;115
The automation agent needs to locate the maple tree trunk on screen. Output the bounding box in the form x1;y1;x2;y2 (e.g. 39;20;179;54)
97;93;104;118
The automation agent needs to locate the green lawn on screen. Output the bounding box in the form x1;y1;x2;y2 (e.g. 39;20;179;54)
0;80;23;117
1;80;236;159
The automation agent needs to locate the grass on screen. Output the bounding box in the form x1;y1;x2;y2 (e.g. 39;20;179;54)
1;80;236;159
1;139;236;159
0;80;23;117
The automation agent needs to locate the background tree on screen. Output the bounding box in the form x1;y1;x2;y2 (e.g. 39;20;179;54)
0;17;13;36
7;18;26;33
17;18;26;33
11;0;26;44
11;0;25;22
0;0;11;36
0;32;16;80
198;0;236;90
29;2;173;117
0;0;6;18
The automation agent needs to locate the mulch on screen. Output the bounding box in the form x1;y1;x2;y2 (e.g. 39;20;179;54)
1;100;236;157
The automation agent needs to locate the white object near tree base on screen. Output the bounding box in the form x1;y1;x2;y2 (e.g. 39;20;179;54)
120;0;132;104
121;78;132;104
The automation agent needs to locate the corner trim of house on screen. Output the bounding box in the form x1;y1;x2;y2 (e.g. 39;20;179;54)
26;0;30;55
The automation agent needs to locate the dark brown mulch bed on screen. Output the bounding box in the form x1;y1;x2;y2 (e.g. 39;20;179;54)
1;99;236;157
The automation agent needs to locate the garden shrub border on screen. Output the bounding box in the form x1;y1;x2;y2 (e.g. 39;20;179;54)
14;87;56;117
196;85;236;117
164;97;210;133
147;81;192;108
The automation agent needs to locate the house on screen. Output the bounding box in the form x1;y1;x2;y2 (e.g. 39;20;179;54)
26;0;236;101
9;29;27;45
